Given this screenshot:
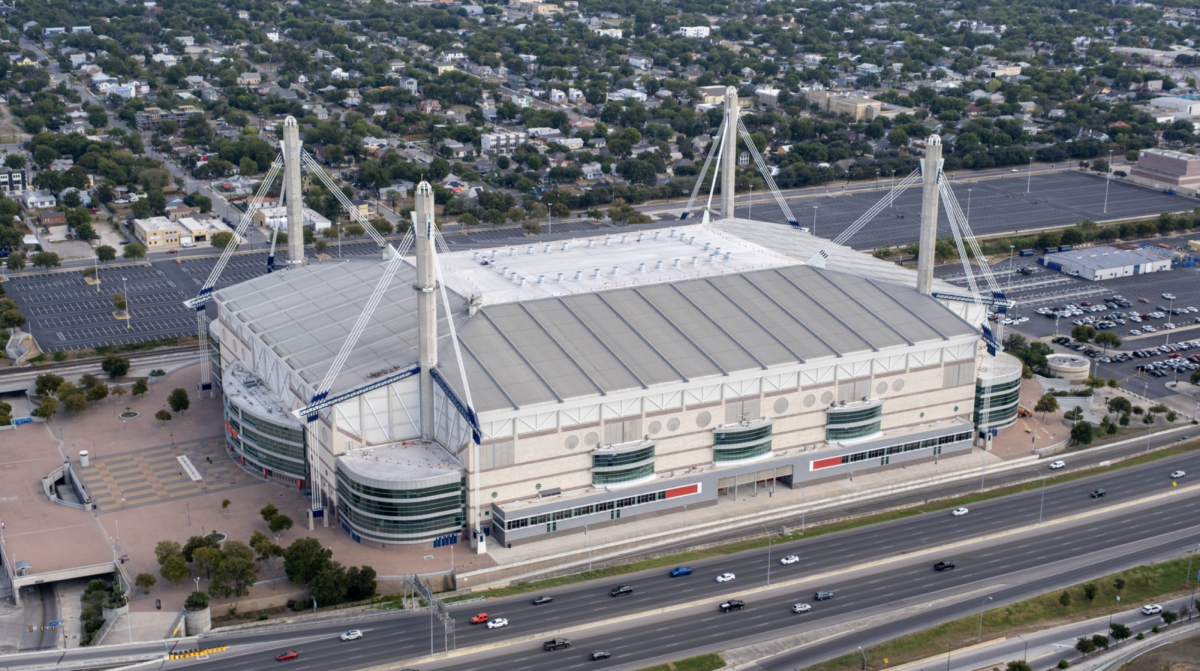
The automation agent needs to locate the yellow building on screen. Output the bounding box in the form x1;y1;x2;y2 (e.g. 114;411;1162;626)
133;216;235;249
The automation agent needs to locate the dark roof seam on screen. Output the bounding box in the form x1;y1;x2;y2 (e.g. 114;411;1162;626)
594;292;691;383
704;278;805;365
479;309;564;403
456;338;519;410
555;297;647;389
773;268;878;353
738;272;842;358
667;282;767;370
631;287;727;376
812;272;914;347
865;278;949;340
517;302;607;396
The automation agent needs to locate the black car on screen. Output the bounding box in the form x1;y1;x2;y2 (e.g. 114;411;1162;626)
814;591;834;601
720;600;746;612
1090;489;1106;498
934;561;956;572
589;651;611;660
532;596;553;605
609;585;633;597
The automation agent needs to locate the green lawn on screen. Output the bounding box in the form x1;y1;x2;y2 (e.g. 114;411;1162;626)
802;555;1200;671
637;653;727;671
444;438;1200;603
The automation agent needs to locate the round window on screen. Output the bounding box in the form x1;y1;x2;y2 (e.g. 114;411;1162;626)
564;435;579;450
773;397;789;415
584;431;599;446
820;391;833;405
696;411;712;428
648;421;662;435
876;381;888;396
491;492;498;499
892;379;905;392
667;418;681;432
803;394;816;408
954;406;959;412
920;412;925;418
535;483;542;490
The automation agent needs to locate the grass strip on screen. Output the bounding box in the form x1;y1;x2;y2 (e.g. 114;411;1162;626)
802;554;1200;671
443;439;1200;604
636;653;727;671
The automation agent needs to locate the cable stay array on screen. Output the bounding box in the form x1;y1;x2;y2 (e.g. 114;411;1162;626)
679;117;725;223
804;168;921;268
301;150;396;254
737;119;799;228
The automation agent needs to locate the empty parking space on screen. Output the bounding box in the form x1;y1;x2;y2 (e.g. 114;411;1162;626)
736;171;1196;250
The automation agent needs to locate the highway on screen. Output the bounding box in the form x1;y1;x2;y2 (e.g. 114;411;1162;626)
1;436;1190;671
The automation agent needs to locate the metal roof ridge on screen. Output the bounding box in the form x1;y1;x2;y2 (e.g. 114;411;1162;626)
773;267;878;353
479;309;564;403
630;286;728;376
594;292;691;384
865;277;950;340
813;272;914;347
516;302;607;397
736;272;842;358
665;282;767;370
702;277;806;365
553;297;647;390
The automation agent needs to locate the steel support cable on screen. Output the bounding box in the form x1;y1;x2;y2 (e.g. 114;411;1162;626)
300;151;390;248
681;117;725;220
196;158;284;297
939;181;1003;295
807;169;919;265
939;180;984;308
737;120;799;226
266;175;286;269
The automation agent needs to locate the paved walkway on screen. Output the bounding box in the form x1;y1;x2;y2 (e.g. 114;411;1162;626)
77;439;244;512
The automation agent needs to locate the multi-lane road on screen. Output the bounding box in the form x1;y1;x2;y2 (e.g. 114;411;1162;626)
7;435;1199;671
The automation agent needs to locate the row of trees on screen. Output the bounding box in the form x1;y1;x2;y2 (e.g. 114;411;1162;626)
31;371;188;420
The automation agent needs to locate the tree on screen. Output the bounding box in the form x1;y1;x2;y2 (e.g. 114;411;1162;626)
111;292;127;312
155;409;172;423
1036;394;1060;420
209;541;257;598
62;393;88;413
192;546;222;580
522;220;542;235
6;255;24;271
168;388;190;413
1091;634;1109;650
1060;591;1072;608
96;245;116;263
210;231;235;250
86;385;108;403
345;566;377;601
260;503;279;523
1071;421;1094;445
135;572;156;594
1005;662;1032;671
222;499;231;514
309;562;349;607
184;591;209;611
182;534;220;562
31;251;61;269
31;395;57;420
1094;332;1121;355
1113;578;1125;591
459;212;478;227
154;540;181;566
1071;325;1096;343
132;379;149;397
111;384;127;406
239;157;258;177
283;537;333;584
102;354;131;378
160;555;191;585
1110;622;1131;644
250;530;283;563
1107;397;1132;415
1074;636;1094;655
314;240;328;254
1083;583;1098;601
370;218;393;236
123;243;146;259
35;374;64;396
1162;610;1178;626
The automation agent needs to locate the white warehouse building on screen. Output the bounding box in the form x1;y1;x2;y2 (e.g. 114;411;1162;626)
1040;245;1172;281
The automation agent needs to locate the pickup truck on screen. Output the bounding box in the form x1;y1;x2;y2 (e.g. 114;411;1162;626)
543;638;571;651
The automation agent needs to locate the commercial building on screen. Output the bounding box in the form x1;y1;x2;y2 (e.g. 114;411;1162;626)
208;125;1003;552
133;105;204;131
1129;148;1200;193
676;26;711;38
251;206;332;232
481;130;527;155
133;216;233;248
0;166;25;194
1039;245;1172;280
1148;97;1200;116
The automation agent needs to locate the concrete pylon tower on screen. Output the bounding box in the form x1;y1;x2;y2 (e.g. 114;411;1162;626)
720;86;739;219
282;116;305;266
916;135;943;295
414;180;438;440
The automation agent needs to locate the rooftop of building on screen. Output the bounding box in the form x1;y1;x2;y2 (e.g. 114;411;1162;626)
978;348;1022;380
337;442;464;489
1047;245;1172;270
1143;147;1200;161
223;361;303;427
214;218;978;415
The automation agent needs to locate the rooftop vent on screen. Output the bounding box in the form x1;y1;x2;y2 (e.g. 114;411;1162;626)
637;262;646;272
593;268;601;278
574;270;583;280
587;239;595;248
690;256;698;266
509;248;516;257
621;234;628;244
611;266;620;275
673;258;681;268
519;277;527;287
537;275;545;284
472;252;480;261
556;272;564;281
704;242;711;251
562;242;570;251
526;246;533;255
490;250;498;259
655;260;663;270
689;236;696;245
637;233;644;242
543;244;551;253
653;231;661;240
604;237;612;246
724;252;732;261
501;267;509;277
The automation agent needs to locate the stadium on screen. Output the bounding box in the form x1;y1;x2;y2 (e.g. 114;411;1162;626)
209;105;1012;553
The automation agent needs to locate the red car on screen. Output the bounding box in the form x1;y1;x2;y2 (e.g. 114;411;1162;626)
470;613;489;624
167;249;178;254
1169;353;1182;358
1080;301;1093;307
277;651;299;661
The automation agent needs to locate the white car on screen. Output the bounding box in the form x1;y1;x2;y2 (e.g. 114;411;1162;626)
780;555;800;565
1049;460;1066;470
1171;470;1186;479
340;630;364;641
1142;604;1163;615
487;617;509;629
951;507;969;517
1163;293;1176;300
1165;323;1177;329
792;603;812;613
716;573;736;583
1129;330;1142;335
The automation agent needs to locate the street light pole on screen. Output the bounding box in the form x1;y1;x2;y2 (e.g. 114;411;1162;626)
858;646;866;671
977;595;993;643
1017;634;1028;661
1103;150;1113;213
812;206;817;236
1027;158;1033;194
760;524;772;586
584;524;591;573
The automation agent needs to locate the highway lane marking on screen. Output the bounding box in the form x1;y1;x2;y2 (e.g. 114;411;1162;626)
655;627;670;631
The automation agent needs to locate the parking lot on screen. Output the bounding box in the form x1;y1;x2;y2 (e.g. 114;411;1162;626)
965;233;1200;399
737;171;1196;250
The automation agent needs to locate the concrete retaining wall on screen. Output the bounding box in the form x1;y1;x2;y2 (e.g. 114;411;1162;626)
184;606;211;636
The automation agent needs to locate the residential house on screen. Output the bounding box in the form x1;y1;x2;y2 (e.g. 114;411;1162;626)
237;71;262;87
37;211;66;226
22;190;56;210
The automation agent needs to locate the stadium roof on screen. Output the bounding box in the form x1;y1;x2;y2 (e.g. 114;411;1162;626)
438;264;978;414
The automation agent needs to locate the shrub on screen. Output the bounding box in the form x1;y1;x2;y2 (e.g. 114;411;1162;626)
184;591;209;611
1057;661;1069;669
1137;632;1145;640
